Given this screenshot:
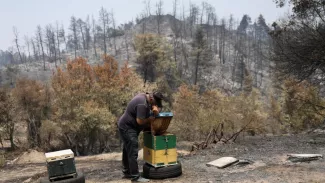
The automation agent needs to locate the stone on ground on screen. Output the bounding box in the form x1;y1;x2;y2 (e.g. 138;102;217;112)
23;178;32;183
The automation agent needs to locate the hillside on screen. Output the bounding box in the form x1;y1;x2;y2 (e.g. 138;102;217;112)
0;13;273;96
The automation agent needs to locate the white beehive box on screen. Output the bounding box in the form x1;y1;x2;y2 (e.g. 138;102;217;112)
45;149;77;180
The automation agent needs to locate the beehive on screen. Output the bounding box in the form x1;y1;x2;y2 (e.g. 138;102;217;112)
143;132;177;167
45;149;76;180
151;112;173;135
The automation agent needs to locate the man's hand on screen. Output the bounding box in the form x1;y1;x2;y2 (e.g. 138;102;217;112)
152;105;159;116
142;116;155;132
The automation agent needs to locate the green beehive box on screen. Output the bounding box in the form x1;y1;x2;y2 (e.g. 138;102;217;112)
45;149;77;180
144;132;176;150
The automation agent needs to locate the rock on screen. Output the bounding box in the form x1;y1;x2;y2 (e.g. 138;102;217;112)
206;157;239;169
287;154;323;162
23;178;32;183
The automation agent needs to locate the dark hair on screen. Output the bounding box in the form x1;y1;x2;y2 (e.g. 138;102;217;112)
152;92;166;107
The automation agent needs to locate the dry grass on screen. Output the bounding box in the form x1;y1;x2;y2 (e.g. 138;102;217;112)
0;154;5;167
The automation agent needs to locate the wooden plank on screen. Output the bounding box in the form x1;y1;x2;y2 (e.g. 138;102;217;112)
287;154;323;162
206;157;239;169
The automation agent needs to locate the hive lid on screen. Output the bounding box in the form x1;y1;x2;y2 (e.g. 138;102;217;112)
45;149;74;162
156;112;173;118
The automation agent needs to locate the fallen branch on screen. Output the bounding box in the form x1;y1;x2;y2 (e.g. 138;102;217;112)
191;119;254;152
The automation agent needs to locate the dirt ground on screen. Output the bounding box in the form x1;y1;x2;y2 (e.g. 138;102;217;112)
1;132;325;183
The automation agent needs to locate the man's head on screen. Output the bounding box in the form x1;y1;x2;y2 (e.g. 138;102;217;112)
147;91;167;109
152;91;167;108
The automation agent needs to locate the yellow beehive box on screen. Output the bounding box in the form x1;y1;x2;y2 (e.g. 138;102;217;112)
143;146;177;167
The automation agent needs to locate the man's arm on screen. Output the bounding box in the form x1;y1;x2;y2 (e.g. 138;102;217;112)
136;104;155;125
136;116;155;126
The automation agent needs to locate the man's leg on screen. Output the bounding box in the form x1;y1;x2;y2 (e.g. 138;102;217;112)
122;128;149;182
122;144;129;175
119;128;131;177
125;129;140;178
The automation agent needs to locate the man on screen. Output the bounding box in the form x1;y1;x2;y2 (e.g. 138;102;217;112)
118;91;166;182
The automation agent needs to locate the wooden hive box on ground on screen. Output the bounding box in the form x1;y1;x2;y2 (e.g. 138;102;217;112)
143;132;177;167
45;149;77;180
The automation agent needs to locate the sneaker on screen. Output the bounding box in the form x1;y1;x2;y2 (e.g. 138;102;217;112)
131;176;150;182
122;173;133;179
